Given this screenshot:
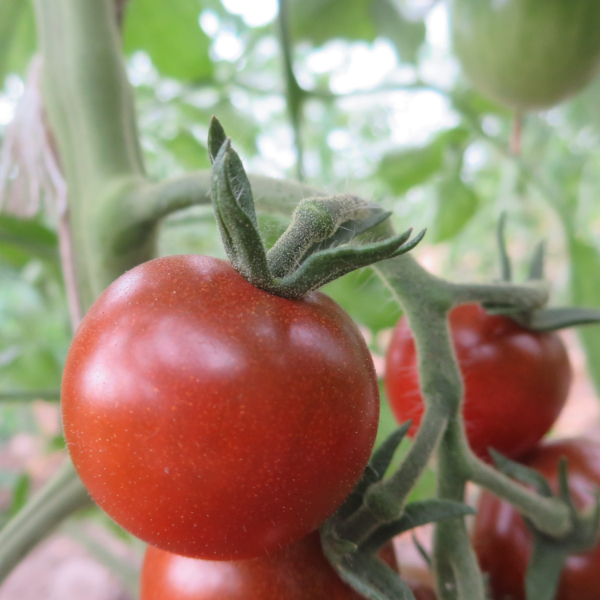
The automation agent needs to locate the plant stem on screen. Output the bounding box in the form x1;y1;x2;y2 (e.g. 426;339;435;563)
0;460;92;584
434;425;486;600
466;451;570;536
34;0;146;308
276;0;305;180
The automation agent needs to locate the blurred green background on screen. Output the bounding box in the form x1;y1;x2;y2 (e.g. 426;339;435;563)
1;0;600;593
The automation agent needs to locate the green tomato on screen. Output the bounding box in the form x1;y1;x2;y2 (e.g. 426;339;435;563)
451;0;600;111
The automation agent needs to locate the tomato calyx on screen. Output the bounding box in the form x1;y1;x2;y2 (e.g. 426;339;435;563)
484;213;600;331
490;449;600;600
318;426;475;600
208;117;425;299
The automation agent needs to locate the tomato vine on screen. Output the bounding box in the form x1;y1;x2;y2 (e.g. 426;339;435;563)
1;2;600;600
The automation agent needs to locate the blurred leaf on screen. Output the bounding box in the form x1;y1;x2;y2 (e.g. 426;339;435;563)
370;0;425;63
451;87;511;119
9;473;30;516
290;0;377;45
567;236;600;398
378;127;470;196
178;100;260;156
123;0;212;81
290;0;425;62
0;0;36;82
323;267;400;333
378;144;441;196
0;216;58;268
433;176;479;242
166;130;211;170
47;434;66;452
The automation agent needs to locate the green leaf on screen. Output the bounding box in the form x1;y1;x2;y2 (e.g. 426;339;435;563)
123;0;212;81
9;473;30;517
0;216;59;266
378;127;470;196
489;449;553;497
290;0;425;62
496;212;512;282
290;0;377;46
323;267;401;332
525;539;567;600
451;87;512;119
433;176;479;243
567;236;600;398
321;534;416;600
166;130;211;170
370;0;425;63
528;241;546;280
359;499;477;554
378;145;443;196
0;0;36;82
368;423;411;481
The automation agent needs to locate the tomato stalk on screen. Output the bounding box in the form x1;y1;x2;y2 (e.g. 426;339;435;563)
208;117;425;299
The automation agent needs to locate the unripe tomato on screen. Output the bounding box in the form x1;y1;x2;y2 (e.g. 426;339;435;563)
451;0;600;111
385;304;571;462
140;532;407;600
62;255;379;560
473;438;600;600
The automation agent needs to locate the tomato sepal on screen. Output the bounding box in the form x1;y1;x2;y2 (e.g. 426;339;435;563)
336;423;412;521
320;523;416;600
358;499;476;555
488;214;600;332
490;448;600;600
489;448;554;497
208;117;425;299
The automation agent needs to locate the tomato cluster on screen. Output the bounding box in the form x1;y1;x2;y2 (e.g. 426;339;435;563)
384;302;600;598
62;245;595;600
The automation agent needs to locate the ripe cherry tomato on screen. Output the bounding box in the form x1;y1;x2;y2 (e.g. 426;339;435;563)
140;532;401;600
62;255;379;560
385;303;571;461
473;438;600;600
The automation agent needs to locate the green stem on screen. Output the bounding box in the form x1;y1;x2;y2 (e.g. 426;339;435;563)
433;426;486;600
34;0;146;309
276;0;305;180
466;451;570;537
369;252;572;598
0;460;92;584
130;171;324;224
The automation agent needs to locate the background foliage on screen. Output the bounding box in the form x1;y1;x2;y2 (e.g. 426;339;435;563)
0;0;599;592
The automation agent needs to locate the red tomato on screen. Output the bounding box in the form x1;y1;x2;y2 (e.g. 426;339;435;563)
473;438;600;600
62;255;379;560
385;303;571;461
140;532;399;600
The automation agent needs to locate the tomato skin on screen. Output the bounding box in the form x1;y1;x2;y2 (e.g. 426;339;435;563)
140;532;391;600
385;304;571;461
473;438;600;600
62;255;379;560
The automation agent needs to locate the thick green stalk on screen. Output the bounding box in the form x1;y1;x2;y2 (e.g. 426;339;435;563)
34;0;146;310
434;425;486;600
